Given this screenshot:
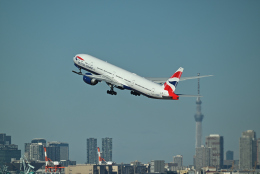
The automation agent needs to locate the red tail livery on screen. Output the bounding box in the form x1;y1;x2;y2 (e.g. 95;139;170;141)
164;67;184;100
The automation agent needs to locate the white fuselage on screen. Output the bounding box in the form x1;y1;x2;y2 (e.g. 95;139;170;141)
73;54;170;99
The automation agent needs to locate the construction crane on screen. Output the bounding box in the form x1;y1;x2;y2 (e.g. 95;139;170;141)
0;165;9;174
228;160;234;172
20;155;35;174
97;147;114;165
97;147;106;165
252;161;257;172
43;147;64;172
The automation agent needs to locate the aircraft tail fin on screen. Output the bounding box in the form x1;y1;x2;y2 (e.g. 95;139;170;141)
163;67;184;100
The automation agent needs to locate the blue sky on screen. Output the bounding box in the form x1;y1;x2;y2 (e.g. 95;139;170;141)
1;1;260;165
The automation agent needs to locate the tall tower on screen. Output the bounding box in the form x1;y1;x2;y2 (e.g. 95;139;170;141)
86;138;97;164
194;73;204;148
205;134;224;169
47;141;69;160
30;143;44;161
239;130;257;169
102;137;112;161
173;155;183;169
195;146;212;170
226;150;234;160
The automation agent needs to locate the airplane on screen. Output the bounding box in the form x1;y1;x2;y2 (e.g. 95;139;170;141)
72;54;212;100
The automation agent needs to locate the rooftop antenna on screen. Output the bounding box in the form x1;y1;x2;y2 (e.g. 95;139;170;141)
197;73;200;96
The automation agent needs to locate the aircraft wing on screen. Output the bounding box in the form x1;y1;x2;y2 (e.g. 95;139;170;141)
82;73;124;87
147;75;213;84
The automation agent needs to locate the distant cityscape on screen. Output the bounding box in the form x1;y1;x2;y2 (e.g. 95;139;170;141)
1;130;260;174
1;78;260;174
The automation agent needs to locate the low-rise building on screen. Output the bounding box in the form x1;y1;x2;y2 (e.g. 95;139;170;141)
65;164;113;174
150;160;165;173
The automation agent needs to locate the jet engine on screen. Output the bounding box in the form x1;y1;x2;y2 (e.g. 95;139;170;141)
83;73;98;85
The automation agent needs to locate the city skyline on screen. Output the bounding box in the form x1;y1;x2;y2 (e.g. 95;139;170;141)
23;138;70;162
1;1;260;165
1;123;259;165
1;130;259;167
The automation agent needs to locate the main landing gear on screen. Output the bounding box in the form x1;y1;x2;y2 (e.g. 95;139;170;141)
107;90;117;95
107;84;117;95
131;91;140;96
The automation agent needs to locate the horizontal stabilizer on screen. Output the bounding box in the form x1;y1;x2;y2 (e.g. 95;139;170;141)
179;75;213;81
176;94;203;97
147;75;213;84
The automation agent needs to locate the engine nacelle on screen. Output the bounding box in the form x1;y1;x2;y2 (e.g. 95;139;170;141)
83;73;98;85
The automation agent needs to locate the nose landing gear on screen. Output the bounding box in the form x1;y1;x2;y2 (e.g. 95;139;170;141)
72;68;82;75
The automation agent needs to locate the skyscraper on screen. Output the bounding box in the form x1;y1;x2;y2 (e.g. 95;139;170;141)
30;143;44;161
0;134;11;145
102;137;112;161
205;134;224;169
24;138;46;161
31;138;46;147
0;133;21;166
24;143;31;159
239;130;257;170
195;146;212;170
86;138;97;164
48;142;69;160
46;146;60;161
150;160;165;173
226;150;234;160
257;138;260;165
173;155;183;168
194;74;204;148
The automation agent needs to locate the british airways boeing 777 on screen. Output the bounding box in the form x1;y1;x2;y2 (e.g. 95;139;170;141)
72;54;212;100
